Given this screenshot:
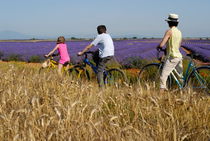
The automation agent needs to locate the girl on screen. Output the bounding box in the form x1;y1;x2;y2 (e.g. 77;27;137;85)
45;36;70;75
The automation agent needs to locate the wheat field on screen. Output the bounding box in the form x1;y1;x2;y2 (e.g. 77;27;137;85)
0;62;209;141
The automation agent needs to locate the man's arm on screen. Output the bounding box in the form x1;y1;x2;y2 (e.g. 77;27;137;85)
78;44;94;56
157;29;172;49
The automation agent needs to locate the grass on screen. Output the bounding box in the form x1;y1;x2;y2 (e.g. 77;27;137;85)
0;62;209;141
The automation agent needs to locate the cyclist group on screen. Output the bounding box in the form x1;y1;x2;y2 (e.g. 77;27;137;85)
45;14;186;93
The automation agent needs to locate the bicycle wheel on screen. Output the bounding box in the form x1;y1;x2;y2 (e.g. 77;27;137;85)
104;68;127;86
138;63;173;90
138;63;161;89
39;66;56;74
39;67;44;74
187;66;210;95
68;65;90;80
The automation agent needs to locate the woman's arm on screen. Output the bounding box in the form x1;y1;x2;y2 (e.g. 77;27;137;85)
45;45;59;57
157;29;172;49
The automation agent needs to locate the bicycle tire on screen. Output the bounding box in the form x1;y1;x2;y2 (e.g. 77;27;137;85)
187;66;210;95
68;65;90;80
138;63;161;89
138;63;172;89
39;67;44;74
39;65;67;75
39;66;56;74
104;68;127;86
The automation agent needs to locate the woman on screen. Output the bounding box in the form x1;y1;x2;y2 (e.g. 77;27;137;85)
156;14;183;93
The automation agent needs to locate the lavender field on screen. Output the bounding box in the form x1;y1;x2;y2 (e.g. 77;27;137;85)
0;40;209;140
0;39;209;64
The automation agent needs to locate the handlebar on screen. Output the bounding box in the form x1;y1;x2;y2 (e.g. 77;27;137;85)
181;46;210;65
156;48;166;61
181;45;199;59
157;46;197;60
84;51;95;55
156;46;209;65
45;53;59;58
157;47;166;54
157;46;195;61
78;51;96;58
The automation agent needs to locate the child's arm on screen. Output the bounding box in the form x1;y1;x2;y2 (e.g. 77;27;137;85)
45;45;59;57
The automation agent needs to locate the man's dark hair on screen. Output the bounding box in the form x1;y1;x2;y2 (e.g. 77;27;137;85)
97;25;107;34
167;21;179;27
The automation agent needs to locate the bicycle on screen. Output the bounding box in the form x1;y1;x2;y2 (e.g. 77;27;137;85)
37;54;91;81
75;51;127;86
138;47;210;94
39;54;74;75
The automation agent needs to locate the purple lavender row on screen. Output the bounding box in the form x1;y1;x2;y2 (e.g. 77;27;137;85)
182;41;210;62
0;39;209;63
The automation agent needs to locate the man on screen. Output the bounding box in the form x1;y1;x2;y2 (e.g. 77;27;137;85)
78;25;114;87
156;14;183;93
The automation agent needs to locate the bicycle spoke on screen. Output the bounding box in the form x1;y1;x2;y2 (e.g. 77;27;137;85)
188;67;210;95
68;66;90;80
138;63;162;89
104;68;127;87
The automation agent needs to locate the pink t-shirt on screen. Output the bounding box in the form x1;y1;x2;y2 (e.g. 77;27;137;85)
57;43;70;64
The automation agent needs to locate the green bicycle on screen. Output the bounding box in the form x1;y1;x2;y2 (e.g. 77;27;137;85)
138;47;210;94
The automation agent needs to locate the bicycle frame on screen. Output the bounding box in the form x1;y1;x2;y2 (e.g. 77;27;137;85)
169;59;194;89
82;52;110;75
168;56;207;89
41;55;70;72
49;59;58;68
157;49;207;90
83;57;98;74
80;52;115;83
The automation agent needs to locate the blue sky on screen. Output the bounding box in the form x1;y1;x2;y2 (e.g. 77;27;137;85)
0;0;210;38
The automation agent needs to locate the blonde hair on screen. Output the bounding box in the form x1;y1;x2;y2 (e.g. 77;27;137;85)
57;36;65;44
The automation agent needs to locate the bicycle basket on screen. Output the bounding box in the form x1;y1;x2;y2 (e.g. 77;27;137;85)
42;59;50;68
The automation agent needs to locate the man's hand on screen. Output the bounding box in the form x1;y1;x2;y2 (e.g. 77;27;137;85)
77;52;83;56
44;54;49;58
78;44;94;56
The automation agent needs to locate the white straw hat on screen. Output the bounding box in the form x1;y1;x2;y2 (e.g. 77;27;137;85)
165;14;179;22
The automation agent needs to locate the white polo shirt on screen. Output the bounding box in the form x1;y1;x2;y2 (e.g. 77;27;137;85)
91;33;114;58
